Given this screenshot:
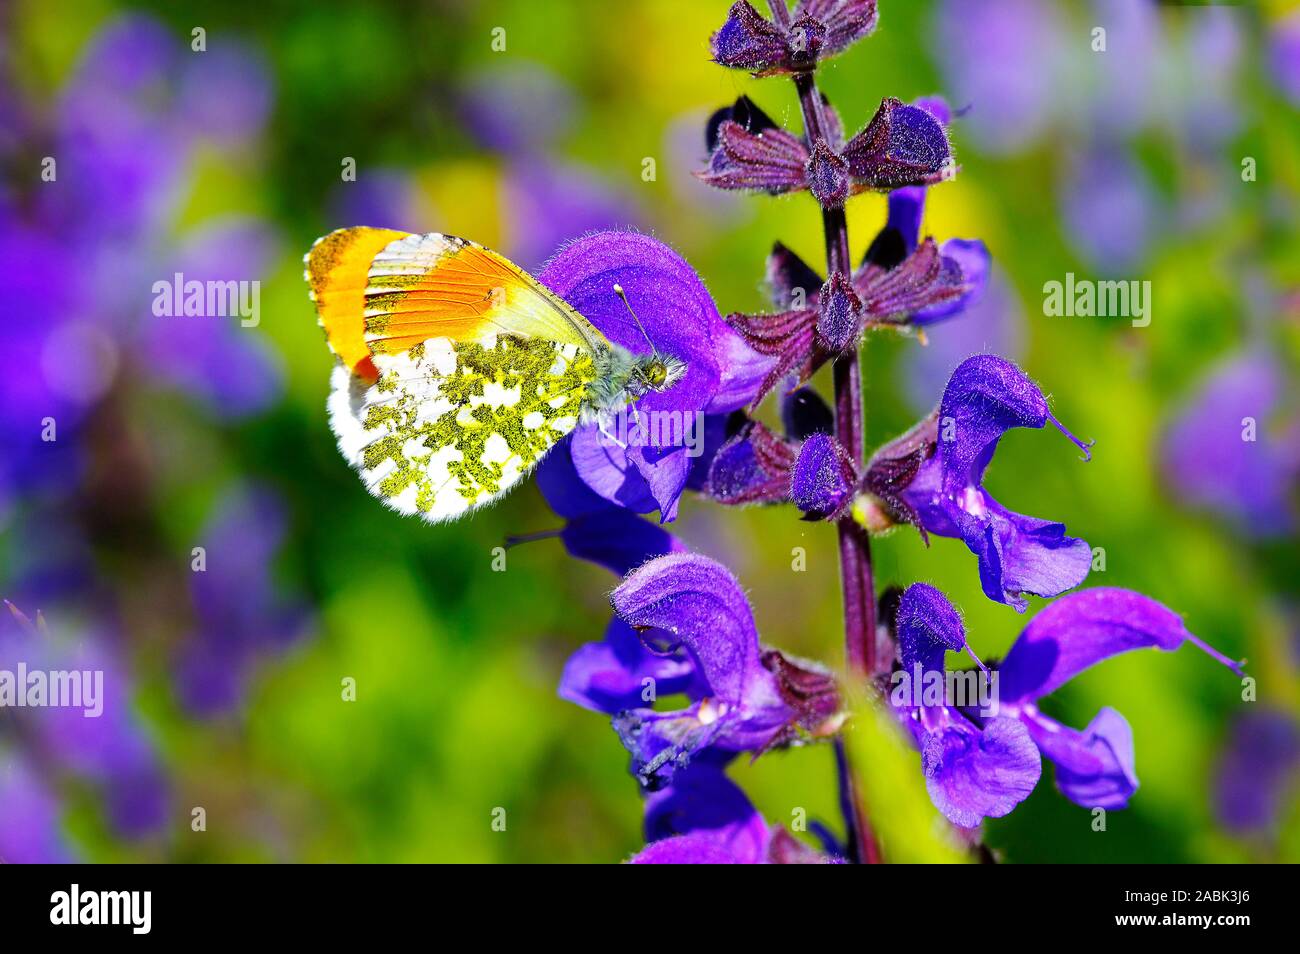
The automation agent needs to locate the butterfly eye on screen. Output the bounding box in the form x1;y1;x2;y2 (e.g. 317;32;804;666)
645;360;668;388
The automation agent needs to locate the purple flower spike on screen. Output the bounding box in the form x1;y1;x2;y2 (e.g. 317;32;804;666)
791;432;855;519
540;231;770;522
610;554;836;787
710;0;878;77
892;584;1041;828
842;98;953;191
895;355;1094;611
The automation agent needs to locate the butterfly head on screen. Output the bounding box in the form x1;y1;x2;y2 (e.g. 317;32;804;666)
635;353;687;394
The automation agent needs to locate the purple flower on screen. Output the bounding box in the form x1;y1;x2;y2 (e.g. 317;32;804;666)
871;355;1094;611
1213;709;1300;835
710;0;878;76
632;760;838;863
891;584;1243;827
174;485;311;717
998;588;1244;809
538;231;772;522
609;554;840;788
1161;352;1299;538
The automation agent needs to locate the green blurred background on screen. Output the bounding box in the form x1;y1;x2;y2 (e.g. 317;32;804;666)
2;0;1299;862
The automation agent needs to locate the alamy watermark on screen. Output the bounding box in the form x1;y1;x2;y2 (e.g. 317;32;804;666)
597;407;707;458
152;272;260;327
0;663;104;717
1043;272;1151;328
890;664;1000;718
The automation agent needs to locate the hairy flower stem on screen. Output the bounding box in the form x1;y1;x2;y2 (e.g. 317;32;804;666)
768;0;879;864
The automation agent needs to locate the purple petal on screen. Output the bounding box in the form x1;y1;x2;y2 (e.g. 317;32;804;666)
560;508;687;577
644;761;769;863
559;617;696;714
535;435;617;518
1021;706;1138;809
459;61;575;155
902;354;1093;609
631;833;748;864
896;582;966;675
922;717;1042;828
611;554;761;703
999;588;1244;705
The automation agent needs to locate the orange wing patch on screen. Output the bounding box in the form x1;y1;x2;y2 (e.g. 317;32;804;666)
306;228;603;383
363;237;525;356
306;227;407;382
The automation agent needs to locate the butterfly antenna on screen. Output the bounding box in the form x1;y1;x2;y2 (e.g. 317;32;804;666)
613;284;659;357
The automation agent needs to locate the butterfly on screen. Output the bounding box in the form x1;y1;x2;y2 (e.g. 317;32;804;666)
304;227;686;523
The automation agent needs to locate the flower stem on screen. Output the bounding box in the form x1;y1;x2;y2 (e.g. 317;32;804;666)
770;0;880;861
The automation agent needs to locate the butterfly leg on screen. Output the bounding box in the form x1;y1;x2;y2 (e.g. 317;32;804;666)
598;414;627;450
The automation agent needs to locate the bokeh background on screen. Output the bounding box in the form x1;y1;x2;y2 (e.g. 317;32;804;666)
2;0;1298;863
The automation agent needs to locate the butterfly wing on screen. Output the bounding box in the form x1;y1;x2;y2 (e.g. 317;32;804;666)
306;227;606;382
305;227;608;522
328;334;597;521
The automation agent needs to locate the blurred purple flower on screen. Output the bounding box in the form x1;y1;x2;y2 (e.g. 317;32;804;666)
1161;352;1299;538
175;485;311;717
1060;146;1157;274
1270;12;1300;107
329;167;437;234
0;605;169;838
459;61;576;156
504;161;639;273
931;0;1066;154
1213;709;1300;835
0;751;73;863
